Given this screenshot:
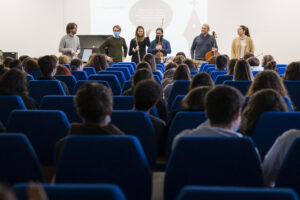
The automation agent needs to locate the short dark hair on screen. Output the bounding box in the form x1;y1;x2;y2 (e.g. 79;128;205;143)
24;58;39;72
66;22;77;34
247;57;260;66
0;68;28;96
216;55;227;70
134;79;162;111
133;68;153;87
243;53;254;60
38;55;57;77
8;59;22;70
75;82;113;123
136;61;152;71
174;64;190;80
156;27;163;33
205;85;244;125
190;72;214;90
70;58;83;70
176;52;186;58
3;57;13;68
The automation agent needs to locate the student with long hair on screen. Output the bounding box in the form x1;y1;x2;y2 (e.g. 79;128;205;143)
84;54;107;72
231;25;255;59
233;59;253;81
283;62;300;80
129;26;150;64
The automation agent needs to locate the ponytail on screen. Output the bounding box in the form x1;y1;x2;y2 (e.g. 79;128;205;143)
240;25;250;37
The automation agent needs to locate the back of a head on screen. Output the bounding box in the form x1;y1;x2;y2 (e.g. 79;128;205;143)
227;58;238;75
134;79;162;111
136;61;152;71
8;59;22;70
283;62;300;80
241;89;289;136
87;54;107;72
173;64;190;81
190;72;214;90
75;82;112;123
248;70;287;96
205;85;244;125
173;55;186;65
264;60;278;72
56;65;71;75
0;68;28;95
70;58;83;71
183;86;211;111
247;56;260;66
176;52;186;59
3;57;13;68
142;53;156;71
243;53;254;60
262;55;274;67
133;68;153;87
19;55;29;63
165;62;178;72
58;55;69;65
24;58;39;72
233;59;253;81
38;55;57;77
184;59;196;71
216;55;227;70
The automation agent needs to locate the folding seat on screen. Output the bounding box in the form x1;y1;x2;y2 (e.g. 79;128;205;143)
206;67;216;73
54;75;77;93
284;80;300;111
153;71;163;81
106;67;131;80
98;70;126;86
202;64;215;72
71;70;88;80
0;95;26;125
113;96;134;110
170;95;185;113
164;137;263;200
0;134;44;185
224;80;252;95
278;67;286;76
26;74;34;81
167;80;190;107
27;70;41;79
61;64;70;70
83;67;96;76
55;135;152;200
14;183;126;200
199;62;208;72
6;110;70;166
72;80;110;95
40;95;81;123
112;63;134;74
215;75;233;84
211;70;227;81
122;80;132;93
177;186;298;200
118;62;137;70
28;80;65;104
89;74;121;95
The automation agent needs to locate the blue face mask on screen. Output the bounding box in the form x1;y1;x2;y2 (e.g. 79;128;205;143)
113;32;120;38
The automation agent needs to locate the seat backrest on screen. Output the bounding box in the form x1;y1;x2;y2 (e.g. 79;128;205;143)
199;62;208;72
54;75;77;93
122;80;132;93
156;63;165;71
72;80;110;95
106;67;131;81
113;96;134;110
211;71;227;81
28;80;65;104
71;70;88;80
62;64;70;70
206;67;216;73
278;67;286;76
170;95;185;113
0;134;44;185
111;110;157;167
177;186;298;200
0;95;26;125
89;75;121;95
276;138;300;195
224;80;252;95
112;64;134;74
83;67;96;76
252;70;261;77
98;70;125;86
164;137;263;200
26;74;34;81
40;95;81;123
27;70;41;79
118;62;137;70
6;110;70;165
252;112;300;158
277;64;287;68
153;71;163;81
55;135;152;200
215;75;233;84
284;81;300;111
168;80;190;106
14;183;126;200
203;64;215;72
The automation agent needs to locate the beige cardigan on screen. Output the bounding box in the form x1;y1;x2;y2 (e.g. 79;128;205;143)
231;36;254;59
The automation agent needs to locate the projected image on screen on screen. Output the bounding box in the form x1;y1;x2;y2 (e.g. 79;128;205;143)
91;0;207;57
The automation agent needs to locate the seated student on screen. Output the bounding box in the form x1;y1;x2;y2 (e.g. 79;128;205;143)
122;68;153;95
8;59;23;71
172;85;244;149
215;55;227;71
37;55;69;94
162;62;178;88
135;61;152;71
172;55;186;65
84;53;107;72
227;58;238;75
244;52;254;60
239;89;289;136
264;60;278;72
233;59;254;81
190;72;214;90
184;58;197;71
263;128;300;187
58;55;69;65
70;58;83;71
56;65;72;75
247;56;262;71
262;55;274;68
164;64;191;101
182;86;212;111
247;70;290;99
24;58;39;72
176;52;186;59
142;53;162;76
56;82;124;156
283;61;300;80
2;57;13;68
134;79;166;156
0;68;38;109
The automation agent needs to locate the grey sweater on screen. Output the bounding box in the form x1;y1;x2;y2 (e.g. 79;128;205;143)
191;34;218;60
59;34;80;60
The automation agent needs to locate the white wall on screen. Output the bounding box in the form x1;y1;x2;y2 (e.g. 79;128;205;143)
208;0;300;64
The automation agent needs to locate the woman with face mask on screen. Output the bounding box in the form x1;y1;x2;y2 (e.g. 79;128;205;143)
231;25;255;59
99;25;128;63
129;26;151;64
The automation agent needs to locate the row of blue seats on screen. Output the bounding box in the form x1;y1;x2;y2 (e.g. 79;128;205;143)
2;134;300;200
200;63;288;72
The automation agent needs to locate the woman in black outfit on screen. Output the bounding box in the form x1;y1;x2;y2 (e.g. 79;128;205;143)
129;26;151;64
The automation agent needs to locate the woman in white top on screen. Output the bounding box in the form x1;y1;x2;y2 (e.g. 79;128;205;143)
231;25;255;59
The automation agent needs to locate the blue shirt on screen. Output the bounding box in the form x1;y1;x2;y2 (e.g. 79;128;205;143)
147;38;171;56
191;34;218;60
